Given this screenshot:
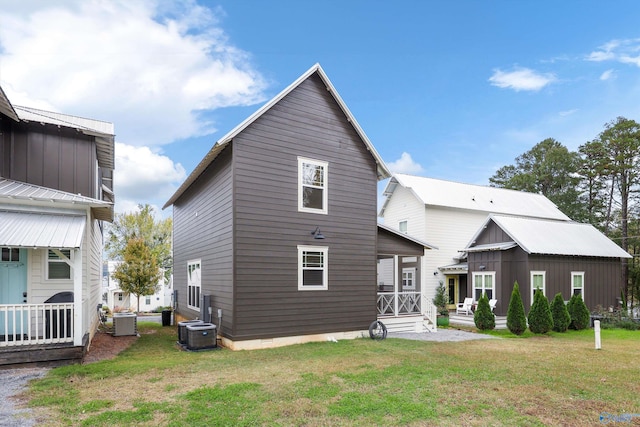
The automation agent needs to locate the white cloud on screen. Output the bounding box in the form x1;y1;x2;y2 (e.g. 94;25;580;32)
600;69;616;81
558;109;578;117
0;0;267;147
113;142;186;213
488;67;557;92
387;152;424;174
587;38;640;67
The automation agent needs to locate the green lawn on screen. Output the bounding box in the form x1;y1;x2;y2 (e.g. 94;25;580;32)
24;323;640;426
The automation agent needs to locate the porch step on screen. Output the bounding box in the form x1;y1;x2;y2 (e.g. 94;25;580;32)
379;316;426;333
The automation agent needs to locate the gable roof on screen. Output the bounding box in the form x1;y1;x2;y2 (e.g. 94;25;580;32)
465;214;632;259
0;177;113;222
381;174;571;221
377;223;438;250
0;84;115;169
164;63;390;209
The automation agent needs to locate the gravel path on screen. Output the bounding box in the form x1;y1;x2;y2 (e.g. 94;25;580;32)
388;328;498;342
0;367;49;427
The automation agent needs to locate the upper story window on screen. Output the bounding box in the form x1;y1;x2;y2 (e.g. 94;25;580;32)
399;220;408;234
298;245;328;290
187;259;201;310
298;157;328;214
531;271;546;305
473;271;495;300
571;271;584;301
47;249;72;280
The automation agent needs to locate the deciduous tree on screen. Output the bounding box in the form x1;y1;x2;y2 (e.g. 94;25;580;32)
112;238;162;313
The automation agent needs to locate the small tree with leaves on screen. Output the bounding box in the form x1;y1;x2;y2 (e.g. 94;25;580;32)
507;281;527;335
567;293;591;330
550;293;571;332
474;292;495;330
528;289;553;334
112;238;162;313
433;281;449;317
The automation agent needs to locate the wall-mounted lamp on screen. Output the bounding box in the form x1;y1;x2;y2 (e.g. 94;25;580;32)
311;226;325;240
433;271;439;276
479;265;486;271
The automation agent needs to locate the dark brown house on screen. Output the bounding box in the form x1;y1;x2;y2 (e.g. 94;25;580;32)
164;64;434;350
465;214;632;315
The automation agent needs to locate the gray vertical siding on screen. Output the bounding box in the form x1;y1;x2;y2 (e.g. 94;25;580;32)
172;146;235;335
0;121;97;197
230;74;379;340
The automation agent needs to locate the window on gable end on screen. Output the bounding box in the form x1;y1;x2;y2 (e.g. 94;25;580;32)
298;157;328;214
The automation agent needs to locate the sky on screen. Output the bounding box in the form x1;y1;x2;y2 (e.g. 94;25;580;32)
1;0;640;218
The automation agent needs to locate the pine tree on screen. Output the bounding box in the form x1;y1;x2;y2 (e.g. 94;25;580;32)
474;292;495;330
507;282;527;335
528;288;553;334
550;293;571;332
567;294;591;330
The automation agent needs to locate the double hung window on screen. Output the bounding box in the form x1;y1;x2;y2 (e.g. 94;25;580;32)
298;158;328;214
187;259;201;310
298;246;328;290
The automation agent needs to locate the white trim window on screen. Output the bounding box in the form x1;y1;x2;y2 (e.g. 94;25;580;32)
398;220;408;234
187;259;201;310
47;249;72;280
402;268;416;290
571;271;585;301
473;271;495;300
298;245;328;290
298;157;328;214
531;271;546;304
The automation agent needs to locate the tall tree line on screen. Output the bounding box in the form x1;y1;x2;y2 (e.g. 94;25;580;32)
489;117;640;307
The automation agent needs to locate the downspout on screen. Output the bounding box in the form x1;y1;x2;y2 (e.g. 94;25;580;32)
73;246;83;346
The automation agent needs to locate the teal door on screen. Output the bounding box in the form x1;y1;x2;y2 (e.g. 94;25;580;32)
0;248;28;338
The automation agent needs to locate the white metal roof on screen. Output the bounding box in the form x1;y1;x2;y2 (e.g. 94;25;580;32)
0;177;113;222
466;215;632;259
0;86;19;121
381;174;571;221
0;210;86;248
164;63;391;209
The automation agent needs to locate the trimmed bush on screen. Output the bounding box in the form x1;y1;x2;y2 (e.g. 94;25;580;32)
474;292;495;330
507;281;527;335
528;288;553;334
567;293;591;330
550;293;571;332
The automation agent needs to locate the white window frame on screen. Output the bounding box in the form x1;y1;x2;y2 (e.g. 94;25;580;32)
402;268;416;290
472;271;495;301
531;271;546;305
298;157;328;214
398;220;408;234
46;249;73;281
187;259;201;310
571;271;585;302
298;245;328;291
117;292;123;302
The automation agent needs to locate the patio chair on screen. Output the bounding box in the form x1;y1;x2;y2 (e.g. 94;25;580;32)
489;299;498;312
456;297;474;315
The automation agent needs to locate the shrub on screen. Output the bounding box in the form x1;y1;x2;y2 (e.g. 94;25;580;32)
550;293;571;332
507;281;527;335
567;294;591;330
474;293;495;330
432;281;450;317
528;288;553;334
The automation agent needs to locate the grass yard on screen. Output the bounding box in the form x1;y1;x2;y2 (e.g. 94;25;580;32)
24;323;640;426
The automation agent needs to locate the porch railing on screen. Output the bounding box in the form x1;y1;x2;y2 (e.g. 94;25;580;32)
0;303;74;347
377;291;422;316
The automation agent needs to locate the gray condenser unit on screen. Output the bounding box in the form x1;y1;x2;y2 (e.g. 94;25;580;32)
113;312;137;336
177;319;204;345
186;322;217;350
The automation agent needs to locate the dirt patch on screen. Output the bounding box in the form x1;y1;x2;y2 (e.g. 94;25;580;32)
82;331;139;364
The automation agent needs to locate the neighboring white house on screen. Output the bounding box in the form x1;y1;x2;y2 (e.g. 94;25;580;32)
104;260;171;312
379;174;571;311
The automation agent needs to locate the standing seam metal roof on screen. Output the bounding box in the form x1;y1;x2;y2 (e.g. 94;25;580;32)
0;210;86;248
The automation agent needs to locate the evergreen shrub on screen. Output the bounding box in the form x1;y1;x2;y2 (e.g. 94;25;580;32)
474;293;495;330
567;293;591;330
528;288;553;334
550;293;571;332
506;281;527;335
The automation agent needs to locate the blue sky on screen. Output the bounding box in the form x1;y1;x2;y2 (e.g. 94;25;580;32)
1;1;640;216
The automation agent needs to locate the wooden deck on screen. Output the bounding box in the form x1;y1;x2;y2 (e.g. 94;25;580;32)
449;314;507;329
0;334;88;367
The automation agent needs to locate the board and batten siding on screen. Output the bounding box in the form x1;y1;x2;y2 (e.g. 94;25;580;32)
172;146;235;335
230;73;378;341
0;121;98;198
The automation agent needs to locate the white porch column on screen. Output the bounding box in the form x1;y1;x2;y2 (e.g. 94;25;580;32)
421;249;428;315
73;247;83;346
393;255;399;316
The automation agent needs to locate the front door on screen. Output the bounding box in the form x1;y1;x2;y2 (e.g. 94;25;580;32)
446;275;459;310
0;248;28;337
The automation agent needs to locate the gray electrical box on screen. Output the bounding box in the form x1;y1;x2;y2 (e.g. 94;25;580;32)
113;312;137;336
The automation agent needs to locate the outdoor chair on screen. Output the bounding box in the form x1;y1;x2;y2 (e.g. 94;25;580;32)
489;299;498;312
456;297;474;315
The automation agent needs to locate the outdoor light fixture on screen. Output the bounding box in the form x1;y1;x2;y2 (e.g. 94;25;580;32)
479;265;486;271
433;271;439;276
311;226;325;239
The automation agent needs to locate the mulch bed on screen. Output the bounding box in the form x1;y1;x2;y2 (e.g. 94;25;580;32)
82;331;139;364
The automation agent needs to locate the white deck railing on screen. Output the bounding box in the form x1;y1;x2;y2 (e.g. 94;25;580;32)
377;291;422;316
0;303;74;347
